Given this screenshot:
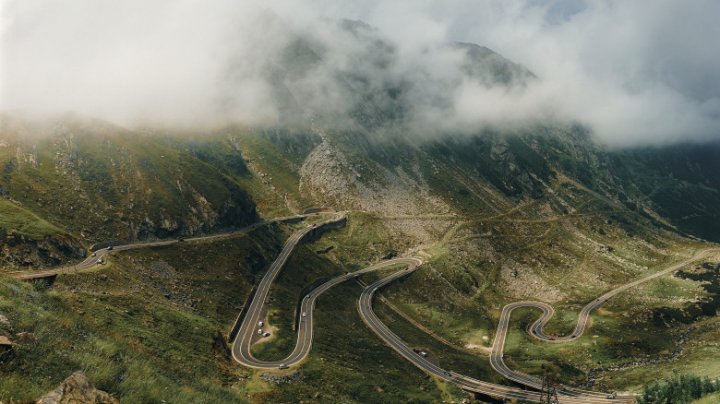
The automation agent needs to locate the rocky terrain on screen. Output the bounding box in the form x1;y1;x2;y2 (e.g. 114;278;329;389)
0;114;259;269
1;232;85;268
36;372;118;404
0;29;719;403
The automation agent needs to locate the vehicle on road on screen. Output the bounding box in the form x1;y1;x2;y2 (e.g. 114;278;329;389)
263;332;271;337
419;351;428;357
257;329;263;335
302;312;306;317
106;246;113;251
96;258;104;264
258;321;263;327
278;363;289;369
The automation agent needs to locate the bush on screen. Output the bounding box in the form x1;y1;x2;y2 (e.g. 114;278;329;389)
638;373;719;404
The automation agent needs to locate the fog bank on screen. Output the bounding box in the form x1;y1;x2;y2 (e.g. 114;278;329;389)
2;0;720;146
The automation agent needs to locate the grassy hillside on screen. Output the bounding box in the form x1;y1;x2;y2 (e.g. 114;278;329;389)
0;221;469;403
0;225;285;402
2;110;720;402
610;142;720;241
1;115;259;242
0;198;64;240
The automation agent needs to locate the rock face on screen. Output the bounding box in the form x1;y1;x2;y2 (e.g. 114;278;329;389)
299;137;449;216
36;372;118;404
0;114;260;268
1;232;86;269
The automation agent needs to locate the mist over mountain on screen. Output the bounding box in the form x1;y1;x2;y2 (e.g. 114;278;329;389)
3;2;720;403
3;0;720;146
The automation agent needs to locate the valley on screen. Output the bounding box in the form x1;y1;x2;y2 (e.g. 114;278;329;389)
1;114;719;403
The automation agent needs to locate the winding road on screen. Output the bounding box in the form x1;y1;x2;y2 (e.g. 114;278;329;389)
5;213;330;281
358;263;634;403
231;255;420;368
226;217;636;402
230;212;347;368
6;210;717;403
490;248;719;396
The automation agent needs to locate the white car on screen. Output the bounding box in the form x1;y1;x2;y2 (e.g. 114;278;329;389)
258;321;264;327
263;332;271;337
257;329;263;335
302;312;307;317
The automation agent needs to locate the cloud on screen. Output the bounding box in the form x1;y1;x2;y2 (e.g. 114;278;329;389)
2;0;720;146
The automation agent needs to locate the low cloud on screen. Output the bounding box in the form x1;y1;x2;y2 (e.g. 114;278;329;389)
2;0;719;146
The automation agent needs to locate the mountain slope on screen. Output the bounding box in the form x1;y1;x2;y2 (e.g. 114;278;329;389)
1;32;719;403
0;114;259;268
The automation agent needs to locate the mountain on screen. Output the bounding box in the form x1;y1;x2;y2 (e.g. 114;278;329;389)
610;142;720;241
1;33;719;403
0;113;258;268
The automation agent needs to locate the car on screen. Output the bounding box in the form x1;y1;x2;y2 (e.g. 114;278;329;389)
106;246;113;251
258;321;263;327
91;252;97;257
96;259;104;264
373;287;378;292
263;332;271;337
257;329;263;335
418;351;428;357
278;363;289;369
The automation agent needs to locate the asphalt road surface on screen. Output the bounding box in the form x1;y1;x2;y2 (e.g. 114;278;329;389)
231;255;420;369
230;212;345;369
489;248;719;398
5;212;333;281
357;261;634;403
7;211;717;403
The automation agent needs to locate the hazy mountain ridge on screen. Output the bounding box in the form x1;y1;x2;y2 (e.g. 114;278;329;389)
0;114;259;268
1;31;719;403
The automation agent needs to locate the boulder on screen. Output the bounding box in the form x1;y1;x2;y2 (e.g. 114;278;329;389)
36;371;118;404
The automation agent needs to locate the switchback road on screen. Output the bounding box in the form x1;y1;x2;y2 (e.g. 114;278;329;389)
231;256;420;369
8;211;716;403
357;262;633;403
230;211;346;369
489;248;720;397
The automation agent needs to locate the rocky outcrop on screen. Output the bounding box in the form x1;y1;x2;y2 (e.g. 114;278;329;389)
36;371;118;404
299;137;449;216
1;232;85;269
0;114;260;261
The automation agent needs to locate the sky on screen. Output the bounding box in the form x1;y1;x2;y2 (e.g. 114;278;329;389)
2;0;720;146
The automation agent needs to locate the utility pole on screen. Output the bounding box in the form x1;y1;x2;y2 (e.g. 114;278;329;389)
539;365;559;404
